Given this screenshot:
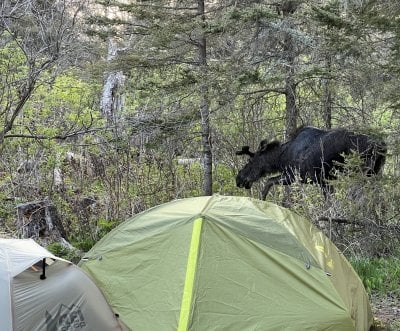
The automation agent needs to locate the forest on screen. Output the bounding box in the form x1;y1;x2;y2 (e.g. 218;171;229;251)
1;0;400;328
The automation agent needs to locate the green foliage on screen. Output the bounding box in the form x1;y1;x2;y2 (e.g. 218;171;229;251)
47;242;81;263
213;164;238;195
97;219;118;238
228;6;277;23
71;238;96;253
47;242;69;257
311;5;351;30
21;71;102;138
351;256;400;294
0;32;27;78
238;69;263;86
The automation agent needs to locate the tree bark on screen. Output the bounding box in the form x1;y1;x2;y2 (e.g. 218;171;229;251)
282;1;299;140
198;0;212;196
323;55;333;129
281;1;299;205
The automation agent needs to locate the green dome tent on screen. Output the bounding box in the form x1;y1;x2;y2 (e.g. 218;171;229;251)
79;195;372;331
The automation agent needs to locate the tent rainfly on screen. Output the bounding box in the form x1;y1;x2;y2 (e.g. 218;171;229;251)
79;195;373;331
0;238;128;331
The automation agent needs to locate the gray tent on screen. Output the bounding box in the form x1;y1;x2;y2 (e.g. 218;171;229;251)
0;238;129;331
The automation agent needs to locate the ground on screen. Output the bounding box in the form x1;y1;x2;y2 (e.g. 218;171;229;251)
372;292;400;330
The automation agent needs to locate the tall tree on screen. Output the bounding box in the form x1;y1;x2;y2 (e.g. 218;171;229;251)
197;0;212;195
88;0;218;195
281;1;301;139
310;0;400;129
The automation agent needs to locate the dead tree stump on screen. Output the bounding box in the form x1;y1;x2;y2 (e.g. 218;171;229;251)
16;199;69;247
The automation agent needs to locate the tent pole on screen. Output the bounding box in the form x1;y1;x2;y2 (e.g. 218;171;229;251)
40;258;46;280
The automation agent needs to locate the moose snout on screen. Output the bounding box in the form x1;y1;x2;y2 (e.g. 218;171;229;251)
236;176;252;189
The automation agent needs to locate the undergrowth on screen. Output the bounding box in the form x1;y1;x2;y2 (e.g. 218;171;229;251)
351;256;400;295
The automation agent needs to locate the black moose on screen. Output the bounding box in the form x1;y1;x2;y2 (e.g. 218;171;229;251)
236;126;387;200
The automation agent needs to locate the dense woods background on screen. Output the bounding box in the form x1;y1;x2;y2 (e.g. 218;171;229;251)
1;0;400;276
2;0;400;325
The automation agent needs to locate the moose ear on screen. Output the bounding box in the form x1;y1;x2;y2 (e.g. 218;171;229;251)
259;140;269;151
236;146;255;157
259;140;280;152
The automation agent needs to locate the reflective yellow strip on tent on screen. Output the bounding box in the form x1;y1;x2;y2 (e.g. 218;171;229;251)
178;218;203;331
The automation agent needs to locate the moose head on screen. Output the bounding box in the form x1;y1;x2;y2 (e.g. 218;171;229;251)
235;140;282;190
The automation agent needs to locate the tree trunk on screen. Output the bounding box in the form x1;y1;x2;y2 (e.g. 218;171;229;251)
282;1;299;140
198;0;212;196
281;1;299;205
323;55;333;129
285;72;297;140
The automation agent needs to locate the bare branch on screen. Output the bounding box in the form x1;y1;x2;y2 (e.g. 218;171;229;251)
4;127;109;140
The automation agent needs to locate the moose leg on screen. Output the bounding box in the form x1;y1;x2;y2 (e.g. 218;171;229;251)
261;174;294;200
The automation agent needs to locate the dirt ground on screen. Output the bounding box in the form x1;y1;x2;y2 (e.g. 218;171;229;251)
371;292;400;330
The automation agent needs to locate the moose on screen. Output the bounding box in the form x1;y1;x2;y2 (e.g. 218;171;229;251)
236;126;387;200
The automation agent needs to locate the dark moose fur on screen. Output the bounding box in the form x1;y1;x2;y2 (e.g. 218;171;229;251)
236;126;387;200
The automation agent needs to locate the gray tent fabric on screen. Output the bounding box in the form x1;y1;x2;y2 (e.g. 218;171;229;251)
0;238;128;331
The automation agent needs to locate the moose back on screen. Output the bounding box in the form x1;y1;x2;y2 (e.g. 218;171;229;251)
236;126;387;200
